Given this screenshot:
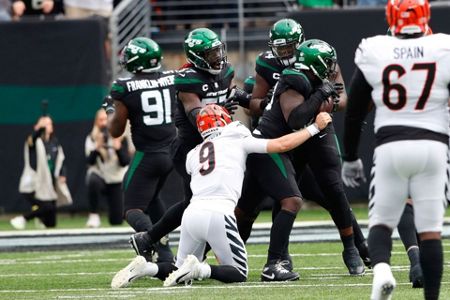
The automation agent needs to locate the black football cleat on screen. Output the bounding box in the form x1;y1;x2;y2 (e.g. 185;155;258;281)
129;232;155;262
153;235;175;264
279;254;293;272
357;241;372;268
409;263;424;288
342;247;365;276
261;260;299;282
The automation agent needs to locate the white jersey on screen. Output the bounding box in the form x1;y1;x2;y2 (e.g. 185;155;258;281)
355;34;450;135
185;121;268;210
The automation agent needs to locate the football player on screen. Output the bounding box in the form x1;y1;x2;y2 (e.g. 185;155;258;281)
111;105;332;288
105;37;176;263
231;19;367;278
128;28;238;260
342;0;450;298
233;39;365;281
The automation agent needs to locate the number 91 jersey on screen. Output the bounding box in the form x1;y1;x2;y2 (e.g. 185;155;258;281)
110;70;177;152
355;34;450;135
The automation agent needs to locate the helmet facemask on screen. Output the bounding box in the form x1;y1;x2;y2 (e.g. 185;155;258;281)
270;40;298;67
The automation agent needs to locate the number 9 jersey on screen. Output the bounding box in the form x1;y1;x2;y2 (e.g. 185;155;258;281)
355;34;450;135
110;70;177;152
185;122;268;210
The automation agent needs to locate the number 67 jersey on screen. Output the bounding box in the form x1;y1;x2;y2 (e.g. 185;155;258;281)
355;33;450;135
110;70;177;152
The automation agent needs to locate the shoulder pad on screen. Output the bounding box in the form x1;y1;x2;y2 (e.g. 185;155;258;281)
279;68;312;95
110;79;127;100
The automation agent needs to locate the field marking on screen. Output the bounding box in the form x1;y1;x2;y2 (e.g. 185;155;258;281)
1;264;447;279
2;251;450;265
2;281;450;295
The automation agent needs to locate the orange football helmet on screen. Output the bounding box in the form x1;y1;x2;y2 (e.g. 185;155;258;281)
386;0;430;36
196;104;232;139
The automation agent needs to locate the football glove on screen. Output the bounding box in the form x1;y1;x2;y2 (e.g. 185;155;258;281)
220;100;239;115
102;95;115;115
317;80;340;100
341;159;366;188
227;86;251;109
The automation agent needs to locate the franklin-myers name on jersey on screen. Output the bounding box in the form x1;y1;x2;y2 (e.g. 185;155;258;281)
126;75;175;92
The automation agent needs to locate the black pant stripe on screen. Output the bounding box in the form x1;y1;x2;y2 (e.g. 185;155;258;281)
226;230;245;249
224;215;238;233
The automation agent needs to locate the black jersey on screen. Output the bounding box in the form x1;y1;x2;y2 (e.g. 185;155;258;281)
110;71;177;152
255;51;284;88
175;63;234;147
257;68;314;139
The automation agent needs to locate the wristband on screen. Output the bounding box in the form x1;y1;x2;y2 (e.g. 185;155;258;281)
306;123;320;136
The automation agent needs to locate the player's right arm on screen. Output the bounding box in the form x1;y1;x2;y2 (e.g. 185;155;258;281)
248;73;272;116
267;112;331;153
108;101;128;138
178;91;203;127
107;79;129;138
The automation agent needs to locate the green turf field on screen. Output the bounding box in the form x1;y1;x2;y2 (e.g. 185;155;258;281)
0;241;448;299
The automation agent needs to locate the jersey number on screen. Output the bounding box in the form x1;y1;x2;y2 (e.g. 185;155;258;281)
141;89;172;125
382;63;436;110
199;142;215;176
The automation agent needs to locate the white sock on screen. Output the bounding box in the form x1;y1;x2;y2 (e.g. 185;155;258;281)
199;263;211;279
143;262;159;277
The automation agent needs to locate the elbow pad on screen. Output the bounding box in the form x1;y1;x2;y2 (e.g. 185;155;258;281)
187;107;202;127
287;91;325;130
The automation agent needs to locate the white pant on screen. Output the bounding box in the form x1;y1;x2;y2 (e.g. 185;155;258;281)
176;203;248;278
368;140;448;233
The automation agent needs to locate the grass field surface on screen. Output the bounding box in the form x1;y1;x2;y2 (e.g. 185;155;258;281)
0;242;449;299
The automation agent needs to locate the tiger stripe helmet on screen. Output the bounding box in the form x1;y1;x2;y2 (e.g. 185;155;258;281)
196;104;232;139
386;0;430;36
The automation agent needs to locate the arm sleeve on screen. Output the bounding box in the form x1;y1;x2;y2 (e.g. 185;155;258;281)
242;136;269;154
287;90;325;130
116;139;130;166
343;67;373;161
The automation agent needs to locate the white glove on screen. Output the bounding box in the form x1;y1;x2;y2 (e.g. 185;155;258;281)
341;159;366;188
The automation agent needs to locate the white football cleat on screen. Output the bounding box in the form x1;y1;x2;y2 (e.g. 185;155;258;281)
163;255;203;287
86;213;101;228
371;263;396;300
111;256;150;288
10;216;26;230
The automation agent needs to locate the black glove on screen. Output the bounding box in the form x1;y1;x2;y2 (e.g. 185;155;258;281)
316;80;340;100
227;86;251;109
102;95;115;115
220;100;239;115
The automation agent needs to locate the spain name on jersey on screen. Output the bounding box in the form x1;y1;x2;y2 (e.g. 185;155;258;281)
355;33;450;135
185;122;268;210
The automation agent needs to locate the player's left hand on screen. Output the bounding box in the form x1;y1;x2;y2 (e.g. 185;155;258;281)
341;159;366;188
227;86;251;109
221;100;239;115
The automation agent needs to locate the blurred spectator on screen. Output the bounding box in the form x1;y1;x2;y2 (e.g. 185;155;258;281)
11;0;64;19
0;0;11;21
11;116;72;230
84;109;130;228
64;0;112;18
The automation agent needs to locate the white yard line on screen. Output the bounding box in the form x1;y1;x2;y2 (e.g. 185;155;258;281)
1;281;450;295
2;251;450;265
